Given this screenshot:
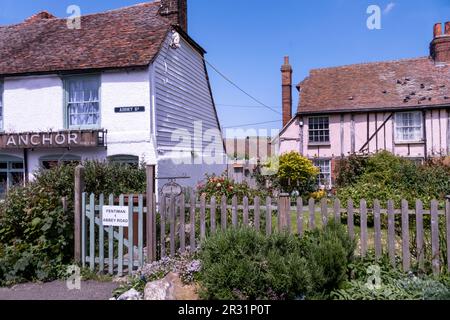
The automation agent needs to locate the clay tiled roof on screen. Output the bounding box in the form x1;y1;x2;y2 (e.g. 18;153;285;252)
297;57;450;114
0;2;172;76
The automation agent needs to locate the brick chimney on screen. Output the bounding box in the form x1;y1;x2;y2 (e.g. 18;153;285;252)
430;22;450;64
159;0;188;32
281;56;293;127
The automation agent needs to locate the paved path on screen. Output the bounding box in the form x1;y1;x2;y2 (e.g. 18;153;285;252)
0;281;119;300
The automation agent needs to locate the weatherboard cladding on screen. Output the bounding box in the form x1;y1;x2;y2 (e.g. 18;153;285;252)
298;57;450;114
0;2;171;76
154;34;222;152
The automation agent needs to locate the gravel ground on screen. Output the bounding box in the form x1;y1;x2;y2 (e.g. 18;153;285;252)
0;281;119;300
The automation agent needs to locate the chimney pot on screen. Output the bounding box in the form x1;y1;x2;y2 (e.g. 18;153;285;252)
434;23;442;38
445;22;450;35
431;22;450;63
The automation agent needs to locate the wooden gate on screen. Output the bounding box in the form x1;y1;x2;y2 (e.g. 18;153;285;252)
81;193;147;276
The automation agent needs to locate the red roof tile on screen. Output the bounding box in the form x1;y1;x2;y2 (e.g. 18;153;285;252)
297;57;450;114
0;2;172;76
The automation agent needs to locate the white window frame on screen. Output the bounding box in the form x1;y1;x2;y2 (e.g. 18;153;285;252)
308;116;330;144
313;159;332;188
64;74;101;129
394;111;423;143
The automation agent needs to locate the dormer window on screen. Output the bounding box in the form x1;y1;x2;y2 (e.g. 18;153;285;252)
64;75;100;129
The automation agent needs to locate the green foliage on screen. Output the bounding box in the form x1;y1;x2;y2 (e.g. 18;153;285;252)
300;222;356;295
254;152;319;196
198;221;355;300
197;173;266;201
0;161;147;286
331;254;450;300
336;152;450;208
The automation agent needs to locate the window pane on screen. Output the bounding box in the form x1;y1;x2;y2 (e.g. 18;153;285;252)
309;117;330;143
11;162;24;169
314;160;331;187
395;112;423;142
66;76;100;127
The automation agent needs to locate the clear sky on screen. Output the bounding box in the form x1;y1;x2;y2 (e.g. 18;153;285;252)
1;0;450;135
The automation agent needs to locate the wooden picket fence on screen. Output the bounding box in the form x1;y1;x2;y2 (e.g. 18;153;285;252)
81;192;450;276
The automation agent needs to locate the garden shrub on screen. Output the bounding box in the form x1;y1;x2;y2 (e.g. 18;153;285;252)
253;152;319;197
198;221;355;300
331;253;450;300
197;173;265;202
0;161;147;286
336;152;450;209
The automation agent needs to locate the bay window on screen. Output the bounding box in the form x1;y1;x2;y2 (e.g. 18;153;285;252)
394;111;423;143
64;75;100;129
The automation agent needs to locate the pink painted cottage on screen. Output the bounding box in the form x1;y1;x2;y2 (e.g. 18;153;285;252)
276;22;450;188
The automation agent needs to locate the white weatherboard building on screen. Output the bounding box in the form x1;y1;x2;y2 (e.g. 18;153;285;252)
0;1;226;197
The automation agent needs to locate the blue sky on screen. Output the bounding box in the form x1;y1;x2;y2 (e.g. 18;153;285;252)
1;0;450;134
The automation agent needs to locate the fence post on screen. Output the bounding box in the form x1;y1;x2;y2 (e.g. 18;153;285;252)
278;194;290;232
146;165;156;263
74;165;85;265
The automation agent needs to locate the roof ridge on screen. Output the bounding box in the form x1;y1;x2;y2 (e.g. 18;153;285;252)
309;56;431;73
0;1;159;29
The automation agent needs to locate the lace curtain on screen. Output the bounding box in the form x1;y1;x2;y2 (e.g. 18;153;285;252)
395;112;423;142
67;77;100;127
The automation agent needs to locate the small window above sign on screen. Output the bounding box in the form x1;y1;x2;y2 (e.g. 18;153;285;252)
115;106;145;113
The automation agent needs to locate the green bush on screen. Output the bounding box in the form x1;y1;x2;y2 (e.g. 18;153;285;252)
0;161;147;286
198;221;355;300
331;254;450;300
197;173;265;202
254;152;319;196
336;152;450;208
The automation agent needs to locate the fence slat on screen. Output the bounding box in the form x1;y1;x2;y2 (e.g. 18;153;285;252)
160;195;166;258
266;197;272;236
360;199;368;258
170;196;176;257
334;198;341;223
138;195;144;267
232;196;238;228
118;195;125;277
190;191;196;251
254;196;261;232
128;195;134;274
98;194;105;273
401;200;410;272
309;198;315;230
221;195;227;231
211;196;217;234
200;194;206;240
179;194;186;254
108;194;114;275
431;200;440;275
415;200;424;271
374;200;382;260
446;199;450;274
321;198;328;226
387;200;396;267
89;193;95;271
347;200;354;240
243;197;249;226
297;198;303;236
81;193;86;268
